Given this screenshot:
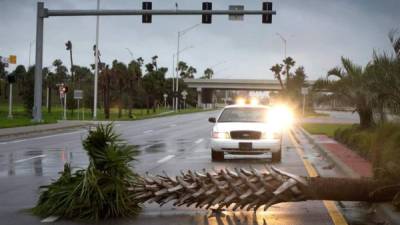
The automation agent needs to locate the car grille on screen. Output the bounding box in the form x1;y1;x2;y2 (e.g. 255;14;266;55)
230;131;261;140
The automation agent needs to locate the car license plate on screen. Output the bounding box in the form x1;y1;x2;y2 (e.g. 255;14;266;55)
239;142;252;150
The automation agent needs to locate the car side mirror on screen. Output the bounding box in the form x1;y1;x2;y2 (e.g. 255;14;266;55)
208;117;216;123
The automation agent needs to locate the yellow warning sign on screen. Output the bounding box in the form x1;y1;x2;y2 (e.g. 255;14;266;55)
9;55;17;64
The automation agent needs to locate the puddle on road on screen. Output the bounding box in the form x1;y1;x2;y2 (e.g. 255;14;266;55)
0;147;89;178
144;143;167;153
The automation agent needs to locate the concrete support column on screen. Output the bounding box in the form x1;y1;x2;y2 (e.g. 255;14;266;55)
197;87;202;108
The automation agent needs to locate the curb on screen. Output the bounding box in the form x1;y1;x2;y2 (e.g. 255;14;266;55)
0;122;92;139
297;126;400;225
297;126;360;179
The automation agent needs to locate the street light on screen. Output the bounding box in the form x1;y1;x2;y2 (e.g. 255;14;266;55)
172;45;194;110
276;32;287;59
175;23;200;111
93;0;100;120
125;48;133;59
28;40;34;68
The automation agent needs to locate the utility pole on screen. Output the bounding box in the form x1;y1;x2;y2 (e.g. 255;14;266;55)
93;0;100;120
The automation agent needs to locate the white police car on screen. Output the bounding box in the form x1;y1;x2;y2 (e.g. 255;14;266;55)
208;103;293;162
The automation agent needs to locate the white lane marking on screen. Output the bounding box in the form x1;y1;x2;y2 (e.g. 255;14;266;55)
0;130;85;145
195;138;204;144
41;216;59;223
143;130;153;134
157;155;175;164
15;154;46;163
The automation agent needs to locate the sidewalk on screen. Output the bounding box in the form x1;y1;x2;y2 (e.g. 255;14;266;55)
311;134;372;178
0;120;92;139
299;127;400;224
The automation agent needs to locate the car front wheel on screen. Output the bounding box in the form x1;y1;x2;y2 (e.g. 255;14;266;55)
211;149;224;161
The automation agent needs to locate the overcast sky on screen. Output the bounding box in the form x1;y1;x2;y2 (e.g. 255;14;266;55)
0;0;399;80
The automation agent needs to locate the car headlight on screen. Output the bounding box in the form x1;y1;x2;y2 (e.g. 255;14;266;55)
212;132;230;139
261;131;281;139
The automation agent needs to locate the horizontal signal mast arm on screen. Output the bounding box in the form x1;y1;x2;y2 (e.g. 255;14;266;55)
44;9;276;17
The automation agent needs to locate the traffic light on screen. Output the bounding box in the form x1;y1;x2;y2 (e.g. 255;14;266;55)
262;2;273;24
202;2;212;24
142;2;152;23
65;40;72;50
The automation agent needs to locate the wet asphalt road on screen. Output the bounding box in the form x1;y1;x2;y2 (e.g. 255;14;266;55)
0;111;387;225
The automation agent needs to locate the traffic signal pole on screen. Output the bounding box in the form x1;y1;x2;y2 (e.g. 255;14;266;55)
33;2;276;122
33;2;44;122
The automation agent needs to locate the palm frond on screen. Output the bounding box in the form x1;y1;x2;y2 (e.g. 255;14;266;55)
33;123;141;220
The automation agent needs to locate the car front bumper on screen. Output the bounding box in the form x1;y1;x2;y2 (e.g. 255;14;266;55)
211;138;281;154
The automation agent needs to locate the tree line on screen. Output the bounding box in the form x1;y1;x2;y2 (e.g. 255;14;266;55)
0;55;216;119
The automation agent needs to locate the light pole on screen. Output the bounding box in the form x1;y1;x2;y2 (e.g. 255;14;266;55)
172;45;194;110
28;41;34;69
276;32;287;59
93;0;100;120
175;24;199;111
125;48;133;59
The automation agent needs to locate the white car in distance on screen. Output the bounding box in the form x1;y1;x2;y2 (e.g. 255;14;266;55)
209;104;291;162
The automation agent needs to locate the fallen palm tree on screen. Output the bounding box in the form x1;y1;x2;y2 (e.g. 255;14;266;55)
33;124;400;221
134;166;397;211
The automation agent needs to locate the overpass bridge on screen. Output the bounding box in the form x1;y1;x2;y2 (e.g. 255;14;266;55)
184;79;282;106
183;78;315;106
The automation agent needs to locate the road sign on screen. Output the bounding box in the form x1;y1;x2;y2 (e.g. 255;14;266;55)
301;87;309;95
229;5;244;21
9;55;17;64
74;90;83;99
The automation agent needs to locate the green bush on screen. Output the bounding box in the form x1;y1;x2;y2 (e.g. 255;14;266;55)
32;124;141;220
334;123;400;181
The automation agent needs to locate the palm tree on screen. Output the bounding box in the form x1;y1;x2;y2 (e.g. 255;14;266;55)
270;64;284;90
201;68;214;79
186;66;197;78
283;57;295;76
320;57;374;128
151;55;158;71
127;60;142;118
177;61;188;78
112;60;129;118
99;65;111;119
389;29;400;58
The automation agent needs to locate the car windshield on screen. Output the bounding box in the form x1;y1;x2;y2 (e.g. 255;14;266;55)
218;107;268;123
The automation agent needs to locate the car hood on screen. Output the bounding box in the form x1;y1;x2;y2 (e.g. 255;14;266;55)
213;122;273;133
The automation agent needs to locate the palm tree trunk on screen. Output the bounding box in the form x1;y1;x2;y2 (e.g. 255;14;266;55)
134;167;397;210
128;81;134;118
48;87;52;113
358;107;374;129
